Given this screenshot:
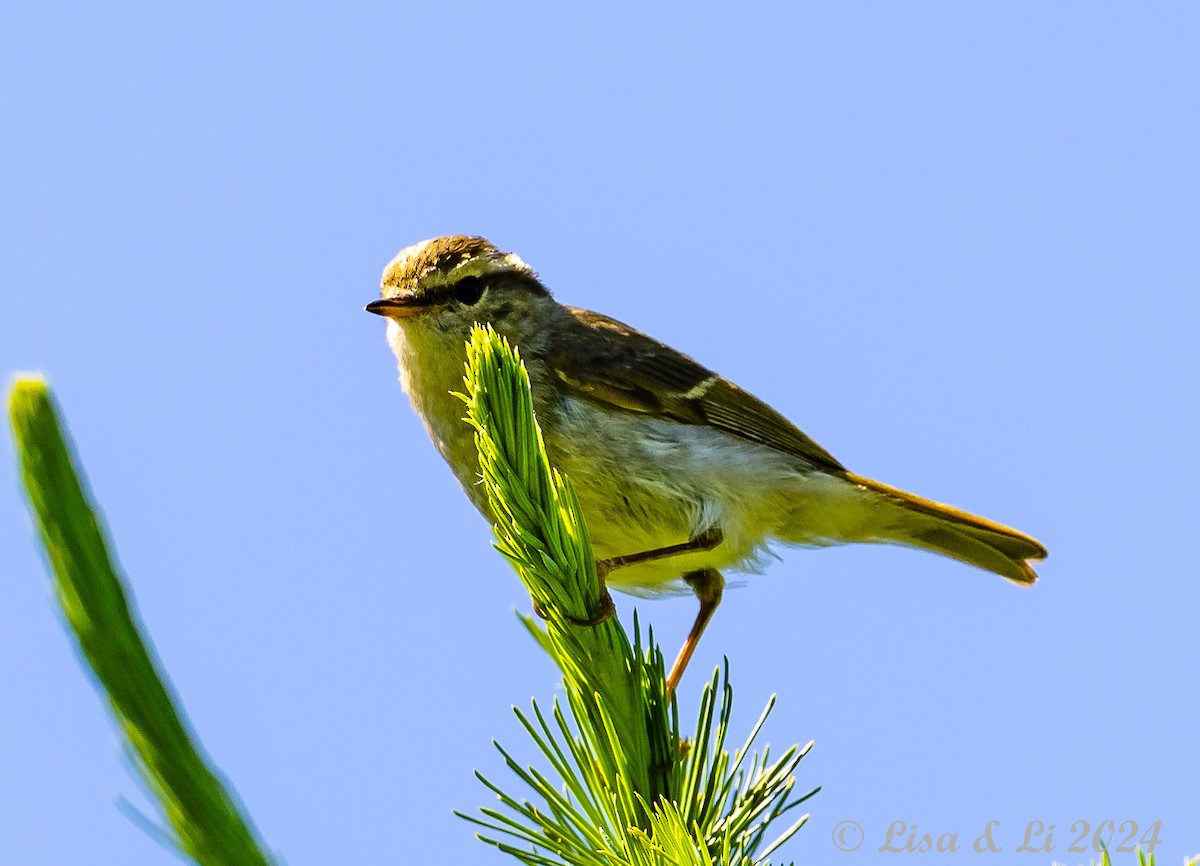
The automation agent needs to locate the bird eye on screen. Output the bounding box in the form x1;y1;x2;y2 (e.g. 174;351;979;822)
452;275;485;306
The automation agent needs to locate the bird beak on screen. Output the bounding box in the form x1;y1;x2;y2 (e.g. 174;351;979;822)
365;295;427;319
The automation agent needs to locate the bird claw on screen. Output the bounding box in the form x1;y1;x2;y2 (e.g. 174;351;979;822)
530;586;616;627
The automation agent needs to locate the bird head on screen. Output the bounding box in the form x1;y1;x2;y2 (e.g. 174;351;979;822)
366;236;551;336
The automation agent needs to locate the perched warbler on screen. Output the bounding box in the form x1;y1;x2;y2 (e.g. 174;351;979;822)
367;235;1046;692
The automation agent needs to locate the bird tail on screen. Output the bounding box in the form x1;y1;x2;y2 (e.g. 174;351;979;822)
843;472;1046;585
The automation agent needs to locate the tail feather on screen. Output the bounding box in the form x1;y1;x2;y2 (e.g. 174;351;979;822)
844;472;1046;585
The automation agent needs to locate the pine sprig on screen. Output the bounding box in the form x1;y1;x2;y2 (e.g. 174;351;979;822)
461;325;671;811
458;325;816;865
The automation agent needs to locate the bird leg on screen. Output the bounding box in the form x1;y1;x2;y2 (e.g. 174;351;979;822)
665;567;725;695
532;527;725;675
596;526;724;577
592;527;725;695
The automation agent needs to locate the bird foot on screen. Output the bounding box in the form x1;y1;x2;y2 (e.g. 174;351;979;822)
531;586;616;627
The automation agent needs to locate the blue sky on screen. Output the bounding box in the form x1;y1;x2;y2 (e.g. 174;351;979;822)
2;3;1198;864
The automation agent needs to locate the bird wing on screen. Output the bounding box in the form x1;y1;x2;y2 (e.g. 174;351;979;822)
548;306;844;472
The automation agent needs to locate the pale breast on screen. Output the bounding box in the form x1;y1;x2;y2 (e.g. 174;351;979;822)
388;320;490;510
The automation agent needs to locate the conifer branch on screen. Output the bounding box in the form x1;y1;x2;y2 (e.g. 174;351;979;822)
459;325;817;866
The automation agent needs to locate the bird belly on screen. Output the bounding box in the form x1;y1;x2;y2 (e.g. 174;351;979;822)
543;395;853;596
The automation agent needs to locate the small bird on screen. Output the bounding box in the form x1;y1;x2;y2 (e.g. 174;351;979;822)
367;235;1046;692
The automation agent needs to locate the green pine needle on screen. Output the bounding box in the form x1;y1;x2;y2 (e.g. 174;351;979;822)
8;376;274;866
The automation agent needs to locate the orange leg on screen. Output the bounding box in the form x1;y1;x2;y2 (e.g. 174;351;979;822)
665;567;725;695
